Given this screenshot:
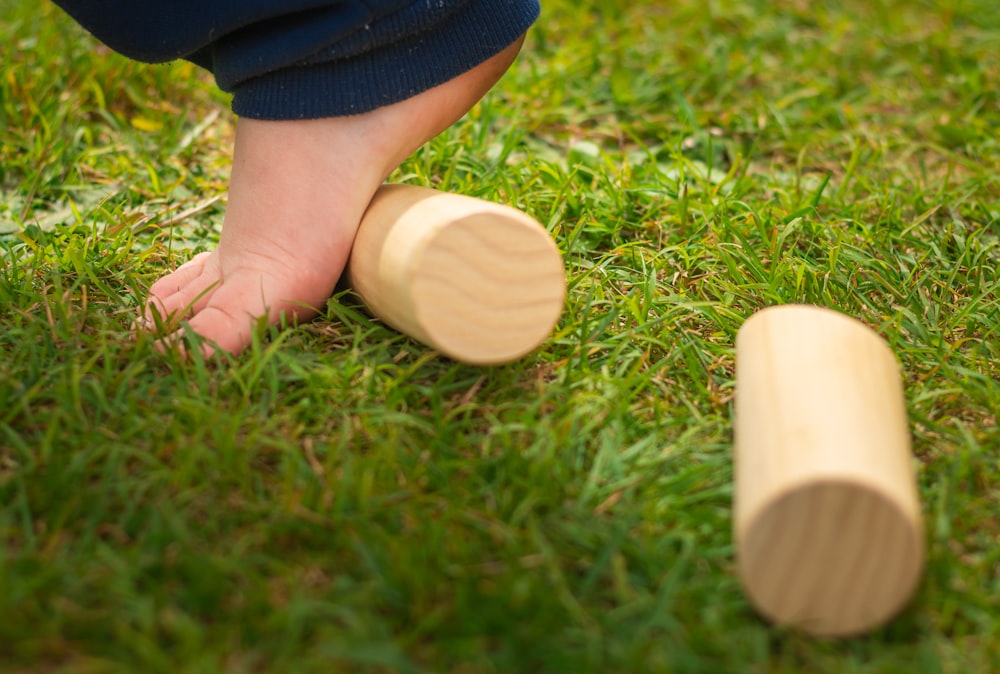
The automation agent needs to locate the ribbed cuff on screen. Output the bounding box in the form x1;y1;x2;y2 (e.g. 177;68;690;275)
230;0;540;120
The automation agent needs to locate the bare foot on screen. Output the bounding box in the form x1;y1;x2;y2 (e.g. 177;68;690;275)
142;37;525;355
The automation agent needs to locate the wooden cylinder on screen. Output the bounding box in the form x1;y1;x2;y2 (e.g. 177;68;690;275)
733;305;924;637
346;184;565;365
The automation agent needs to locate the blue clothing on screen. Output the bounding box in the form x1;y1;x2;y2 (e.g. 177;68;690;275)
52;0;540;120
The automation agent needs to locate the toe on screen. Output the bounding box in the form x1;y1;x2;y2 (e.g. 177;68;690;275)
179;276;325;355
182;304;255;355
175;275;276;355
148;251;212;298
142;253;222;329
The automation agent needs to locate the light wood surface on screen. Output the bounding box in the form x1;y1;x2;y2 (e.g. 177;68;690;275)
346;184;565;365
733;305;924;637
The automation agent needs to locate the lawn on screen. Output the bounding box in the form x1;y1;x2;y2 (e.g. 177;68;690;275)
1;0;998;672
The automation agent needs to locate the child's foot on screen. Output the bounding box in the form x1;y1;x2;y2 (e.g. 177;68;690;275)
142;37;525;355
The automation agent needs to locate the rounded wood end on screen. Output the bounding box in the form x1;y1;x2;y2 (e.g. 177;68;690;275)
738;479;924;637
409;211;565;365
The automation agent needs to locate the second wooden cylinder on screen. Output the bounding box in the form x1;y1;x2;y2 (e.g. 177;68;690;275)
734;305;924;637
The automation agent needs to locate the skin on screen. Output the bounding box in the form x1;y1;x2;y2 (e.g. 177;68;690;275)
141;36;525;355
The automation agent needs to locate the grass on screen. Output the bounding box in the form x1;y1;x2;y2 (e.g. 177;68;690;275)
1;0;998;671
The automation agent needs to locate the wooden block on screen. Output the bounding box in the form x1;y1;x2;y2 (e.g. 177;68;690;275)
733;305;924;637
346;184;565;365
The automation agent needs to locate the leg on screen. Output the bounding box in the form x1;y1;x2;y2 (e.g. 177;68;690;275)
143;36;525;355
